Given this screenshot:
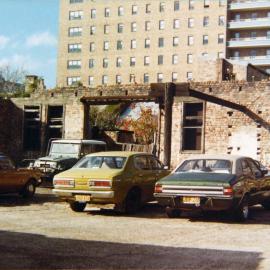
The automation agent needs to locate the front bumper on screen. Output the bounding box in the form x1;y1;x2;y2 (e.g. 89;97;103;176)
154;193;233;211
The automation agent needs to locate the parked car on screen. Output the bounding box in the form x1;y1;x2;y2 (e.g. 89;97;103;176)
154;154;270;221
53;151;170;214
0;154;42;198
32;139;107;184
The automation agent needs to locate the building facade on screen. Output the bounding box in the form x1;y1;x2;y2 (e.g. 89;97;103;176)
57;0;270;87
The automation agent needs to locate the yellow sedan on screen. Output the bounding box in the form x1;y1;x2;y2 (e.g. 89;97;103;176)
53;151;170;214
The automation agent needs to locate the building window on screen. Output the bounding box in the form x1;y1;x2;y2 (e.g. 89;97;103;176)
145;38;150;48
132;5;138;15
219;16;225;26
158;37;164;47
182;103;203;151
118;6;124;16
159;20;165;30
91;9;96;19
144;73;149;83
89;59;95;68
202;52;208;57
172;54;178;64
104;41;109;51
104;24;109;34
250;50;257;58
203;35;208;45
188;18;194;28
251;12;257;19
90;26;96;35
131;22;137;32
144;56;150;66
118;23;124;33
251;31;256;38
130;74;136;83
103;58;108;68
203;16;209;27
157;73;163;82
204;0;210;8
89;76;94;86
187;72;193;80
145;21;151;31
69;10;83;20
160;2;165;12
187;54;193;64
116;57;122;67
67;76;81;86
174;19;180;29
69;27;82;37
172;72;178;82
174;1;180;11
188;35;194;46
158;55;164;65
218;52;224;58
189;0;195;10
146;4;151;13
104;8;110;17
102;75;108;85
67;60;81;69
173;36;179;47
218;33;224;44
130;57;136;66
117;40;123;50
89;42;95;52
116;75;122;84
219;0;226;6
131;39;136;49
68;43;82;53
70;0;83;3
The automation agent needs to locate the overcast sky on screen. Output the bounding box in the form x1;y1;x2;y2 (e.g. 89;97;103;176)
0;0;59;88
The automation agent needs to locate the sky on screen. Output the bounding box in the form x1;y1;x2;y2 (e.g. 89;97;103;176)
0;0;59;88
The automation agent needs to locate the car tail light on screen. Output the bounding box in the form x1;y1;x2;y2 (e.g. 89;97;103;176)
223;187;233;196
54;179;74;187
155;184;163;193
89;180;111;187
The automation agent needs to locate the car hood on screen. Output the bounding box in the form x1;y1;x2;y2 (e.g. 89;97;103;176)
36;156;77;163
54;168;123;180
157;172;237;186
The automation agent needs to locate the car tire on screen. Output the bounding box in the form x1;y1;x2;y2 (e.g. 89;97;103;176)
233;196;249;222
165;206;181;218
124;188;141;215
69;201;86;212
261;200;270;210
20;180;36;199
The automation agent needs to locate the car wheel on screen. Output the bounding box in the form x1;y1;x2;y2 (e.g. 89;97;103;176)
233;196;249;222
261;200;270;210
124;188;141;214
165;206;181;218
69;201;87;212
20;180;36;199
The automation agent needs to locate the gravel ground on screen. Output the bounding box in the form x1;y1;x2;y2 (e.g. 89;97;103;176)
0;188;270;270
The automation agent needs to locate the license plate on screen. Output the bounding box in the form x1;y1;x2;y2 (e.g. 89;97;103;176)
182;196;200;205
75;195;90;202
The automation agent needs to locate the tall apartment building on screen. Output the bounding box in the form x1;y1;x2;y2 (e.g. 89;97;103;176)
57;0;270;87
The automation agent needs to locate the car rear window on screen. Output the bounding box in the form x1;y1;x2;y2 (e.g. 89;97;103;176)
74;156;127;169
176;159;232;174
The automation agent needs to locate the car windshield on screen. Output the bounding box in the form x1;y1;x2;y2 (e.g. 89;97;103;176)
50;143;80;156
175;159;232;174
74;156;127;169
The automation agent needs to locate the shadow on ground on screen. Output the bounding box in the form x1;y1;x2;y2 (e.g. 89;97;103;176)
0;230;263;270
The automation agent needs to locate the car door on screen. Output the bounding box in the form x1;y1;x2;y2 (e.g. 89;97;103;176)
133;155;155;203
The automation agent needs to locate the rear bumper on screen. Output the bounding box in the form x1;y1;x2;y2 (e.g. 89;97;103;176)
154;193;233;211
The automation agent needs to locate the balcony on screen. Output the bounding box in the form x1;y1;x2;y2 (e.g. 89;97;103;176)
230;55;270;66
228;37;270;47
228;17;270;29
229;0;270;11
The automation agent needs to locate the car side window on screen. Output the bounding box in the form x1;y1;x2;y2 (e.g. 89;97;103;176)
247;159;262;178
241;159;253;176
0;157;14;170
148;157;163;170
134;156;151;170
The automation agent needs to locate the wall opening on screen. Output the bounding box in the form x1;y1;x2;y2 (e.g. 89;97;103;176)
23;106;41;151
182;102;204;151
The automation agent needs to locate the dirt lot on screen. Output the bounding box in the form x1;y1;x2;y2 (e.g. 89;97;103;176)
0;188;270;270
